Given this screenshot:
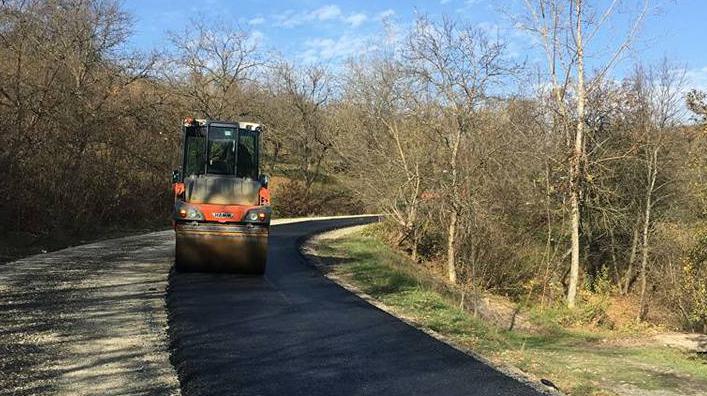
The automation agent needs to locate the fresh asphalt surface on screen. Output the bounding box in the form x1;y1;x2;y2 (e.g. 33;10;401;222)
168;217;542;396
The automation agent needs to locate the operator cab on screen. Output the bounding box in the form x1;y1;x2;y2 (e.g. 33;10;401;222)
174;119;268;206
181;119;261;180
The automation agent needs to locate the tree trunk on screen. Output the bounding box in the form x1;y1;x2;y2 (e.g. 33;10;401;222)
408;163;421;262
447;126;462;285
622;221;640;294
568;189;581;308
447;209;458;283
412;228;420;263
608;228;622;291
540;161;554;308
638;147;658;321
567;0;585;309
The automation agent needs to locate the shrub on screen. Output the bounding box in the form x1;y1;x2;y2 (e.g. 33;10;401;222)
272;180;365;217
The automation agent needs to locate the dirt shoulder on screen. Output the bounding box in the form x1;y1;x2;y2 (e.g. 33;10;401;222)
0;231;180;395
304;226;707;396
0;225;169;265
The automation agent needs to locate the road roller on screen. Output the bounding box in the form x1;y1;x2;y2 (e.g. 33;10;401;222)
171;118;271;274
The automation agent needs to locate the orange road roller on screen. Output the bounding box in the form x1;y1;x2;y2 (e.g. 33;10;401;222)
171;118;271;274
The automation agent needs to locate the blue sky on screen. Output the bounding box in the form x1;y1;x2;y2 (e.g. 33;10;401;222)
123;0;707;91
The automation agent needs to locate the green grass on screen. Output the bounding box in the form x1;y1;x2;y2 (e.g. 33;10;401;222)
317;230;707;396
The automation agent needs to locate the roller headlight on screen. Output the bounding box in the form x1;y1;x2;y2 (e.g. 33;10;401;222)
244;208;271;224
175;202;204;220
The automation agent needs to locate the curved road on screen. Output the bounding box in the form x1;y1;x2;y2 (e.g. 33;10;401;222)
0;217;543;395
168;218;541;396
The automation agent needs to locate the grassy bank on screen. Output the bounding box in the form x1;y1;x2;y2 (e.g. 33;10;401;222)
310;228;707;396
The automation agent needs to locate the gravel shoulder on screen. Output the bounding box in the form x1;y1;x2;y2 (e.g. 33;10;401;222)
0;231;179;396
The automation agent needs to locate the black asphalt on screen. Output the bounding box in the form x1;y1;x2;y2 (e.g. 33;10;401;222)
167;218;544;396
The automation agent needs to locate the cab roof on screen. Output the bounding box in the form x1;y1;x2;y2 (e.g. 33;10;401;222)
186;118;261;131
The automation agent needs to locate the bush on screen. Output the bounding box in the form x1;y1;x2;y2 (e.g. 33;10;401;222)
679;229;707;332
272;180;365;217
530;291;613;329
677;261;707;332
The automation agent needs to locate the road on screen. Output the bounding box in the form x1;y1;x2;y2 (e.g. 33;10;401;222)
0;217;543;395
168;217;542;396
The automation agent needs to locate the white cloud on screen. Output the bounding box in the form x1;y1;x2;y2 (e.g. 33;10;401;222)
274;5;377;29
476;21;499;36
276;5;343;28
440;0;452;4
300;34;378;64
312;5;342;21
275;10;302;28
250;30;265;45
376;9;395;21
686;66;707;92
249;17;264;26
345;12;367;27
456;0;484;12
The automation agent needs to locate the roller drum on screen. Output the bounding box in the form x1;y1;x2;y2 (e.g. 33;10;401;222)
175;223;268;274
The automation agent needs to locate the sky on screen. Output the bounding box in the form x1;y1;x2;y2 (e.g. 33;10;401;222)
122;0;707;92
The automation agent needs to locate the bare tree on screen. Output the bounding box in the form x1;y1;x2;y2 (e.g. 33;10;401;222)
403;16;513;283
633;61;685;320
167;20;262;119
335;54;433;259
265;61;334;210
520;0;649;307
0;0;169;236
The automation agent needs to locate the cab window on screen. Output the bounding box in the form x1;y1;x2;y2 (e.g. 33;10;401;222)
184;127;206;176
207;127;237;175
237;131;258;179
